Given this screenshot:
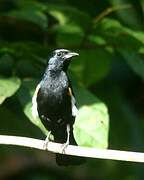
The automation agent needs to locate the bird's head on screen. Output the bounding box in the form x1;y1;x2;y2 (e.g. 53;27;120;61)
48;49;79;72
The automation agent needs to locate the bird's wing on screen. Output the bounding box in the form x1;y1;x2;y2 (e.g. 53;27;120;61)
67;82;78;117
32;83;41;118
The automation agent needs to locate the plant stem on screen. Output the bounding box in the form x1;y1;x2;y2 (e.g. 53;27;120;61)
0;135;144;163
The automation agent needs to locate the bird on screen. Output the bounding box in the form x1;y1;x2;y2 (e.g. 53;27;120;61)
32;49;85;165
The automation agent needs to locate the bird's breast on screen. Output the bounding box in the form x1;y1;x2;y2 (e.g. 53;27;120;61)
38;71;69;107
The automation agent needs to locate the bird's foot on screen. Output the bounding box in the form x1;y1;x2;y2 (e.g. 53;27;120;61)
43;131;51;150
61;124;70;154
61;141;69;154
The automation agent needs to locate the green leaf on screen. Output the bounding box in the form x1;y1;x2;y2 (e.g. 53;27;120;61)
87;35;106;46
70;49;112;86
93;18;144;47
8;1;48;31
9;10;48;30
73;85;109;148
18;0;46;11
119;49;144;79
109;0;143;29
92;18;144;79
47;4;91;29
16;58;41;78
0;77;21;104
0;54;14;76
46;4;91;47
2;41;49;59
56;24;84;47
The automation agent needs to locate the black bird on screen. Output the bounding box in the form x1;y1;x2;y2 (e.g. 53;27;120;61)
32;49;84;165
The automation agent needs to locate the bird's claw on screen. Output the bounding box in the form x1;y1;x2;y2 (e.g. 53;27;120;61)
61;124;70;154
43;131;51;150
43;141;49;150
61;141;69;154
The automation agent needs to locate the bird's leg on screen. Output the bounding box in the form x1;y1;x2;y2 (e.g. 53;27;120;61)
43;131;51;150
61;124;70;154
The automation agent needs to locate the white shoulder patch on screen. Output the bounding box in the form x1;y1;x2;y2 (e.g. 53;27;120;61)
32;83;40;118
71;95;78;117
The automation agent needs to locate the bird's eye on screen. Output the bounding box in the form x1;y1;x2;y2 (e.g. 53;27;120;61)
57;52;62;57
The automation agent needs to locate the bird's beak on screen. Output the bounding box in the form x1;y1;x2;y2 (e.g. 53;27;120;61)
64;52;79;60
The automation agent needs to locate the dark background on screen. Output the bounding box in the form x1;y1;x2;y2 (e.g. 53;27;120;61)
0;0;144;179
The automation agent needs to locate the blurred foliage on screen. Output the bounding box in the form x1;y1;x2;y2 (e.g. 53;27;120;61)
0;0;144;179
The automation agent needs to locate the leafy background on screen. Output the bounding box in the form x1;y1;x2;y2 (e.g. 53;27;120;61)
0;0;144;179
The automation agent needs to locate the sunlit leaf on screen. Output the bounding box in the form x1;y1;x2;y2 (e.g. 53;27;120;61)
0;77;21;104
73;84;109;148
74;105;109;148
